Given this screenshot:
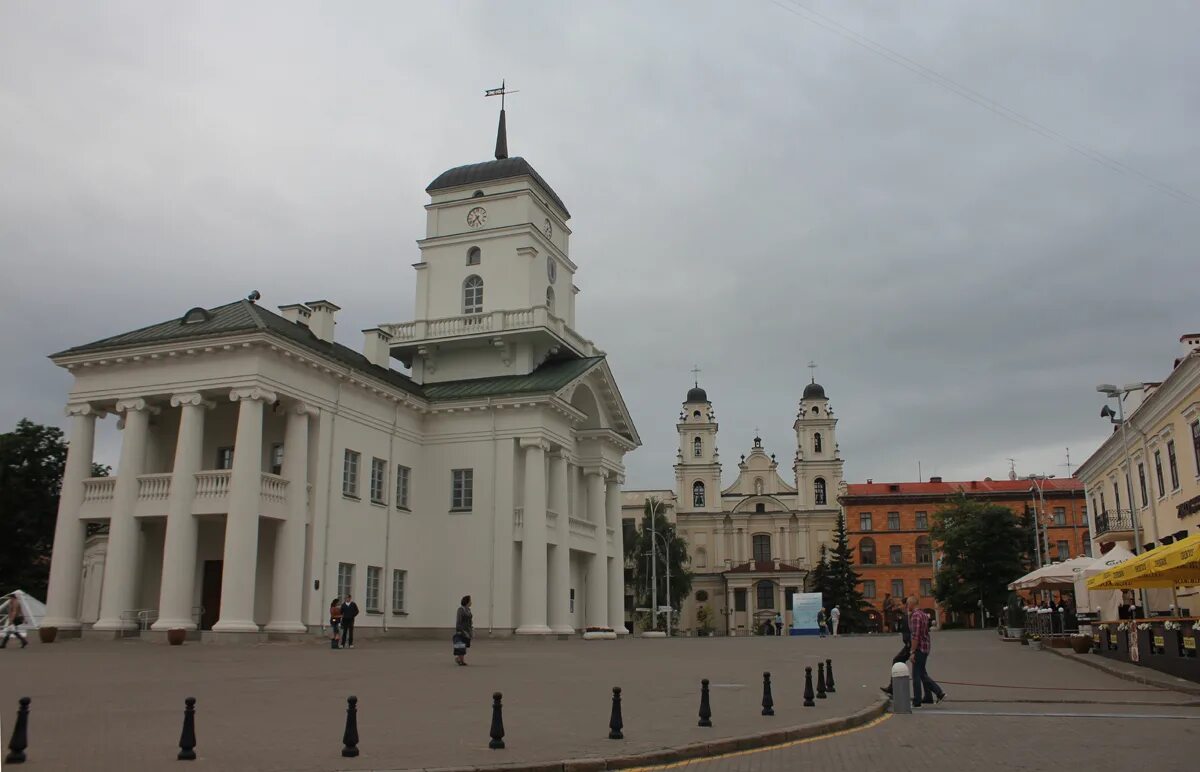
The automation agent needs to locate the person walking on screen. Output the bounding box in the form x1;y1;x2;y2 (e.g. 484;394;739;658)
340;594;360;649
880;606;911;695
454;595;473;666
906;596;946;707
830;605;841;636
328;598;343;649
0;596;29;649
774;612;783;636
817;607;828;637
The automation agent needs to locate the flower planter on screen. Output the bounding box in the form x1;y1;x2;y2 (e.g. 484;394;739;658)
167;628;187;646
583;631;617;640
1029;640;1043;651
38;626;58;644
1070;636;1092;654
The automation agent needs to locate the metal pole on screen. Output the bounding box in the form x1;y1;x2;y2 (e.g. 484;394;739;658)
649;500;658;633
1113;397;1149;614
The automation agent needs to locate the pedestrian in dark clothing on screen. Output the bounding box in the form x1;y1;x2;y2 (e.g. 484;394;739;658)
454;595;473;666
340;594;360;648
880;608;910;695
329;598;342;648
907;597;946;706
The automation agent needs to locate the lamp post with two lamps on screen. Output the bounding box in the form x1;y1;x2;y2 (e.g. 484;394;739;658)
1096;383;1149;613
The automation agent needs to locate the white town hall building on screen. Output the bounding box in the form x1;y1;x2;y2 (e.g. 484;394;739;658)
41;113;640;641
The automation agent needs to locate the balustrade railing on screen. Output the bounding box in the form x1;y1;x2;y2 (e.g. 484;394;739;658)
194;470;232;499
136;473;172;501
569;516;598;538
82;477;116;502
260;473;289;504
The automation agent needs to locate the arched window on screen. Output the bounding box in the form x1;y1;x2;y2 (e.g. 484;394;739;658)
915;536;932;564
693;437;702;457
466;246;481;266
812;406;819;414
813;432;823;453
463;275;483;314
692;410;701;418
692;481;705;507
752;534;771;564
814;477;827;506
546;286;555;313
860;537;876;565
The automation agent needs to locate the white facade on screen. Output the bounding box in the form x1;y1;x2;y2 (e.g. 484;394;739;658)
624;382;844;635
41;130;640;640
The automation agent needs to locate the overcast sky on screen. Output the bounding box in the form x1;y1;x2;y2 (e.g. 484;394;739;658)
2;1;1197;490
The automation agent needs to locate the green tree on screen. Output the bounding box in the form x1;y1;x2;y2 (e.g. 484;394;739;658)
820;512;869;631
807;545;829;599
624;498;692;631
931;493;1026;620
0;419;109;598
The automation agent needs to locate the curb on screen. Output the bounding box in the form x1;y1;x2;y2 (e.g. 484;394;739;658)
414;696;890;772
1043;645;1200;697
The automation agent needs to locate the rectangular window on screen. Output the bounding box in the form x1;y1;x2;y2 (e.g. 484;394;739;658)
862;580;876;599
570;588;576;613
1155;450;1165;497
391;569;406;613
887;512;900;530
270;443;284;475
337;562;354;600
1052;507;1066;526
1138;464;1148;507
752;534;772;564
395;465;410;509
756;582;774;609
343;450;360;498
1192;420;1200;477
1168;440;1180;490
622;518;637;547
734;588;747;612
891;579;904;598
1056;540;1069;561
370;457;387;504
1113;481;1121;512
915;512;928;530
859;512;873;531
216;446;234;470
365;566;381;612
889;545;903;565
919;578;932;597
451;469;474;510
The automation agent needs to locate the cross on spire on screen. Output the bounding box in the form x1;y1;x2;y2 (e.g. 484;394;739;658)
807;361;818;384
690;364;702;387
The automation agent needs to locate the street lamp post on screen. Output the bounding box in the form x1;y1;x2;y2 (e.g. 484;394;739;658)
648;529;673;636
645;498;672;636
1026;475;1054;567
1097;383;1149;613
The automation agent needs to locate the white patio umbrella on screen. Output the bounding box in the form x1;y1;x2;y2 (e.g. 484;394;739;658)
1008;556;1096;591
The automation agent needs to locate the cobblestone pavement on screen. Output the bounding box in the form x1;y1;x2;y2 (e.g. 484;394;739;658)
0;630;1194;771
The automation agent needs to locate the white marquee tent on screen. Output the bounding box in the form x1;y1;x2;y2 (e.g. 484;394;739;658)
1073;547;1135;620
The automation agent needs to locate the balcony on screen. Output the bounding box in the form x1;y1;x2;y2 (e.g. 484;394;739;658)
1095;509;1137;540
383;306;600;360
78;471;292;521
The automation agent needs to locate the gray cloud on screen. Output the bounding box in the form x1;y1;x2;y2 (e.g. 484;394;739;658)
2;1;1196;489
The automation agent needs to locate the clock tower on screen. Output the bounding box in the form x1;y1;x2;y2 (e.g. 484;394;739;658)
385;109;600;383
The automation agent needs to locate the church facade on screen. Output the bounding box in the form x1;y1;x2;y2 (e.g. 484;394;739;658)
623;381;844;635
41;115;639;641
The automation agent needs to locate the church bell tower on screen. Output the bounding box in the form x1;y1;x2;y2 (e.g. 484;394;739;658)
675;381;722;513
793;377;843;511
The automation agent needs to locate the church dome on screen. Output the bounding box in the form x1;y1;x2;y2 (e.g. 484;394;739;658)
686;385;708;403
803;381;826;400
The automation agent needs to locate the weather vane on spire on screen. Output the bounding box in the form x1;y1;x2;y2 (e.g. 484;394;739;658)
690;364;702;387
807;360;818;384
485;79;519;160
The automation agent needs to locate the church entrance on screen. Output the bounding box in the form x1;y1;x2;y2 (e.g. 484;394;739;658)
200;560;222;630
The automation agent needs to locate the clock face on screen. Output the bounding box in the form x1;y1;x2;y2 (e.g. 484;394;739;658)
546;256;557;283
543;218;553;238
466;206;487;229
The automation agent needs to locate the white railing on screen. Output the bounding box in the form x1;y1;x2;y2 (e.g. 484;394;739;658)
569;516;598;538
260;473;289;505
381;306;598;355
194;470;232;499
82;477;116;502
501;308;534;327
137;473;172;501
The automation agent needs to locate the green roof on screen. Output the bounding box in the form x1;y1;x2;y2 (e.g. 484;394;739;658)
52;299;606;403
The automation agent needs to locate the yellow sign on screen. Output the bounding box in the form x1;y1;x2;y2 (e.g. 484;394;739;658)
1153;635;1165;648
1185;637;1197;651
1109;633;1118;645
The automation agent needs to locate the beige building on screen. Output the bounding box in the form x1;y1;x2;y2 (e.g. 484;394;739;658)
1077;333;1200;613
623;381;843;635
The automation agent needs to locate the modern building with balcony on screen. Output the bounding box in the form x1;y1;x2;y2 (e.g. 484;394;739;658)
40;112;640;642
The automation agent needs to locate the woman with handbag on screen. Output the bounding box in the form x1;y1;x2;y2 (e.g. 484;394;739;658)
453;595;473;666
329;598;343;650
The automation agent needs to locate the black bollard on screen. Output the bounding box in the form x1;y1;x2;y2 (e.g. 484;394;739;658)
761;672;775;716
825;658;836;693
341;696;359;758
177;697;197;761
697;679;713;727
608;687;624;740
803;667;815;707
489;692;506;749
816;662;828;699
5;697;30;764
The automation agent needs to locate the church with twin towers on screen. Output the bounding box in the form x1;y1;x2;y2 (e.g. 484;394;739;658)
622;372;845;636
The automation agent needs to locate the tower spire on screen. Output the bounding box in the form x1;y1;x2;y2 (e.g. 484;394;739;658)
485;80;518;160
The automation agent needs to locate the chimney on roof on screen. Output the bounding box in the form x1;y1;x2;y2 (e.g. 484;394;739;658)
866;478;872;484
362;328;393;368
279;304;312;326
930;476;942;483
306;300;340;344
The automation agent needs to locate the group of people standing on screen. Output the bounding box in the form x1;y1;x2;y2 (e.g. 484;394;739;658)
327;594;360;649
816;605;841;637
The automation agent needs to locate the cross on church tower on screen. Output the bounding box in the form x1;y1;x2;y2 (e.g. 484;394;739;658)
807;361;818;384
690;364;702;387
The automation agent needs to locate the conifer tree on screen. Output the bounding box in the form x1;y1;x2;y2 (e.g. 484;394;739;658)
821;512;868;631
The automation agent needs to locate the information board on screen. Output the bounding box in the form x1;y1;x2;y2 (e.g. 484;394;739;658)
790;592;824;636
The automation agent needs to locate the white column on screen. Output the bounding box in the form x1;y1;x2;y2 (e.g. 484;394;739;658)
152;393;213;630
43;404;101;630
584;468;608;628
266;403;314;633
213;387;275;633
94;398;157;631
548;450;573;633
606;474;626;634
516;438;551;634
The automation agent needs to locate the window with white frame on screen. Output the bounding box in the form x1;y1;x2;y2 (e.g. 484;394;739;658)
1168;440;1180;490
270;443;284;475
463;275;484;314
395;465;411;509
370;457;387;504
891;579;904;598
216;446;234;470
859;512;873;531
466;246;481;266
887;511;900;530
1056;540;1069;561
366;566;381;612
862;580;876;599
915;511;929;530
814;478;827;506
1154;450;1165;497
1052;507;1066;526
343;450;360;497
337;562;355;600
392;569;406;613
919;578;933;597
693;436;702;457
451;469;474;510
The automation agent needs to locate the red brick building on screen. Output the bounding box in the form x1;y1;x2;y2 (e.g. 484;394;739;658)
839;477;1087;626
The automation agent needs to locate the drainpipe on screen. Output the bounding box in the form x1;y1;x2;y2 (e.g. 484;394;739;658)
382;400;399;633
487;396;497;635
319;381;343;633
